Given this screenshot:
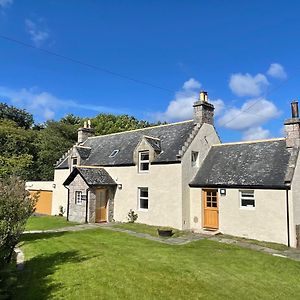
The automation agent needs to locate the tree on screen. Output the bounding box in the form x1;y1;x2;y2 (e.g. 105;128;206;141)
0;120;38;179
35;119;80;180
0;103;34;129
91;114;163;136
0;176;37;267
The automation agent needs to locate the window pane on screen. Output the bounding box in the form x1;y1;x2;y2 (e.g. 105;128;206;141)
241;199;255;207
140;198;148;209
140;189;148;198
140;152;149;160
140;162;149;171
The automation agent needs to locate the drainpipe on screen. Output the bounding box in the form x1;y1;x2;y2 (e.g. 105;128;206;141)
85;188;90;223
65;186;70;221
286;189;290;247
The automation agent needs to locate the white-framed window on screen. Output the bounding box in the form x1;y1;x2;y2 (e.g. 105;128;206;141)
72;157;78;170
240;190;255;208
191;151;199;167
139;151;149;173
138;187;149;210
75;191;83;205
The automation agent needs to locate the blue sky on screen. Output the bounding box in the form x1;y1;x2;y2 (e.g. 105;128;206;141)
0;0;300;142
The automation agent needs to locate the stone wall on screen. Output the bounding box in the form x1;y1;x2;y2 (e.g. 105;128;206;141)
68;174;89;223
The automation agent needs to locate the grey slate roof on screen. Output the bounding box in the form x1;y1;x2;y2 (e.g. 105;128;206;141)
56;157;69;169
63;167;116;186
76;146;91;159
190;139;293;189
144;136;161;152
69;120;195;167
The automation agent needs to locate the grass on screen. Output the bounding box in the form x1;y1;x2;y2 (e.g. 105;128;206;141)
25;215;79;231
219;234;289;251
0;255;17;299
14;228;300;299
113;222;186;238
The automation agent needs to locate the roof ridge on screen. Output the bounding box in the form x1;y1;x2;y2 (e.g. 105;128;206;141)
84;119;194;141
77;165;103;169
76;145;91;149
143;135;161;140
212;137;285;147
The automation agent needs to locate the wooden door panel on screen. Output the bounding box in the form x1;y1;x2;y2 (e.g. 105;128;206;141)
203;189;219;229
95;189;107;222
30;190;52;215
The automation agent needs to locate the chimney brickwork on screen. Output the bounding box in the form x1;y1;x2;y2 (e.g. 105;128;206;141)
285;101;300;148
193;91;215;125
77;120;95;144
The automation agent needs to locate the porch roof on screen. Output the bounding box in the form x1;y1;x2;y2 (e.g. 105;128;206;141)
63;167;116;187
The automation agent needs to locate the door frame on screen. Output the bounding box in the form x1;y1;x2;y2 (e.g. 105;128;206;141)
95;188;108;223
202;189;219;230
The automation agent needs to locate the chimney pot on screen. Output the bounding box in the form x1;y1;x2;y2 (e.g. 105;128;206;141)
291;101;299;118
199;91;208;102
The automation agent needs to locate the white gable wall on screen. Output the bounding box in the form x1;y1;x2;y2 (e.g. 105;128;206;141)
52;168;70;216
181;123;220;230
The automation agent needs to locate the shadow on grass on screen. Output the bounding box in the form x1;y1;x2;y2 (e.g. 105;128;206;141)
20;231;67;242
14;250;86;300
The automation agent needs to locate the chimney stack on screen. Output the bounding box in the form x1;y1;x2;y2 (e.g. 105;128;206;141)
193;91;214;125
285;100;300;148
77;119;95;144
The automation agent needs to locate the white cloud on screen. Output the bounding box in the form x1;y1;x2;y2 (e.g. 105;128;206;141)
229;73;269;97
242;126;271;141
218;98;281;131
182;78;201;90
25;18;50;47
0;0;13;8
0;86;121;122
153;78;224;122
267;63;287;79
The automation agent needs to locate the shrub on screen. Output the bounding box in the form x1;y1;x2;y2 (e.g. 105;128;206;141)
0;176;38;267
58;205;65;216
127;209;138;223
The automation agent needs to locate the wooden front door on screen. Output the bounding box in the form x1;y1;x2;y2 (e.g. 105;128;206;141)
95;189;108;222
203;189;219;229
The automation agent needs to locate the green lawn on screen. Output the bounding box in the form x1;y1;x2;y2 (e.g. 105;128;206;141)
13;228;300;299
25;215;79;231
113;222;185;238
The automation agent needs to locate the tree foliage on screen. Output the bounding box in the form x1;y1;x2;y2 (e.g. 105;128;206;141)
0;176;37;267
0;120;37;179
91;114;160;135
0;103;165;181
35;119;79;180
0;103;34;129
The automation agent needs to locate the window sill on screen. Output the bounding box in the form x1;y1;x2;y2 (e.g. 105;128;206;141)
239;206;255;210
138;208;149;212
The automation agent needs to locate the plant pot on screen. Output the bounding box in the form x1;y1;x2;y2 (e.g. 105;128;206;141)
157;229;174;237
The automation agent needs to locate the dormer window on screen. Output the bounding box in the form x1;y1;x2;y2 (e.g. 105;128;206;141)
139;151;149;173
109;149;119;158
72;157;78;170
